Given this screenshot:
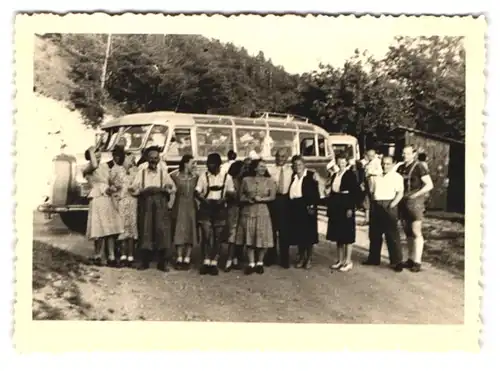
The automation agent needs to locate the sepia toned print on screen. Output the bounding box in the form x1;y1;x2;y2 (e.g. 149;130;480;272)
14;14;484;352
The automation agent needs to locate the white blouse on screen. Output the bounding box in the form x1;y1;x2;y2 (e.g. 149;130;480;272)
289;171;307;199
331;170;347;193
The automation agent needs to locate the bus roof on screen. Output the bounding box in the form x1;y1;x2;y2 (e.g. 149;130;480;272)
328;133;358;143
101;111;331;136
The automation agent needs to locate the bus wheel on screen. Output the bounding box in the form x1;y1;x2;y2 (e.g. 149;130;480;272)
60;211;88;235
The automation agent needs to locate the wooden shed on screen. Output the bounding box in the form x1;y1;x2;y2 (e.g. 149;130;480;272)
382;126;465;213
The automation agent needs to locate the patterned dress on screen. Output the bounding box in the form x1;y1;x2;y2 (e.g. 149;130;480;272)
85;162;124;240
116;167;139;240
236;176;276;248
171;173;198;246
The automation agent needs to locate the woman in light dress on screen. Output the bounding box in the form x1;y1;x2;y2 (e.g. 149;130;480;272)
84;146;124;266
115;153;139;266
237;159;276;275
171;154;199;270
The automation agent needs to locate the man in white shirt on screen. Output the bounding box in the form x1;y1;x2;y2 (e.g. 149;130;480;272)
220;149;237;175
266;148;294;268
361;149;383;225
362;155;405;272
131;146;177;272
195;152;236;276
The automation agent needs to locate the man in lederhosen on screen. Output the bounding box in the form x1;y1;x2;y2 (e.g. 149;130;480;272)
397;145;434;272
130;146;176;272
195;153;235;276
266;148;294;268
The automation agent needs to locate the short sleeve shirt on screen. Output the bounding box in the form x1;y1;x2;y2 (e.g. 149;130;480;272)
397;161;430;195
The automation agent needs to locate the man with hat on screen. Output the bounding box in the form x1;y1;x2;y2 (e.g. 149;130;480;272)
130;145;176;272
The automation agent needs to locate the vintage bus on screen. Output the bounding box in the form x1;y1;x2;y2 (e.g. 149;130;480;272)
328;133;360;163
38;111;334;233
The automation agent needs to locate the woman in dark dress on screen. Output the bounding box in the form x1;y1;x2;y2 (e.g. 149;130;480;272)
326;154;360;272
288;155;321;269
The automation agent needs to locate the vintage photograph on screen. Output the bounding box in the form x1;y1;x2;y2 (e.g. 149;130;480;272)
14;14;485;351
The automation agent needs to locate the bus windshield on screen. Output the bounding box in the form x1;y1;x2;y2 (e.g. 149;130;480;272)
331;143;355;159
99;124;169;152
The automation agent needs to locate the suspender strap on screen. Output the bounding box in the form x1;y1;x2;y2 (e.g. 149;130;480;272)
141;168;145;189
160;169;163;189
204;172;210;198
407;161;419;193
221;173;228;198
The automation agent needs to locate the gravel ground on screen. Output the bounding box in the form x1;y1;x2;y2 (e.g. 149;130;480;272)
32;212;465;324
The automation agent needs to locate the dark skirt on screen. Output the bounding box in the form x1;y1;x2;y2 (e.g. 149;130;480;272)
288;197;318;246
137;190;172;251
326;193;356;244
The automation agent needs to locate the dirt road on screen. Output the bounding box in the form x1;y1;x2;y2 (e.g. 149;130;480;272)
32;212;464;324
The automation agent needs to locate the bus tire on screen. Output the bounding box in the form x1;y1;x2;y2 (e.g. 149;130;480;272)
51;156;74;206
60;211;88;235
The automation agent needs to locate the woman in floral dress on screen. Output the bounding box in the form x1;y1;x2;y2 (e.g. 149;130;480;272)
84;146;124;266
237;159;277;275
171;154;199;270
114;153;139;267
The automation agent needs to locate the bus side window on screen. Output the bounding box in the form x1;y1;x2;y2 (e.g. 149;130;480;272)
299;132;317;157
268;129;296;158
167;128;192;157
318;135;328;157
196;126;233;158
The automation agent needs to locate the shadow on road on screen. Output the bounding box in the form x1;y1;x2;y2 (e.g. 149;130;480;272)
32;241;94;320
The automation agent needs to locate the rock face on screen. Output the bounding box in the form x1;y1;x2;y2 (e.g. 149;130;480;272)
30;94;117;211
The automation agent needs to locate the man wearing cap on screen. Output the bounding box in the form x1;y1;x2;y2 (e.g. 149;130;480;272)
363;156;405;272
130;145;176;272
195;152;236;275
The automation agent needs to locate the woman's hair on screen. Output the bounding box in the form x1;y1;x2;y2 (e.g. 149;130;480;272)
249;158;270;177
112;146;126;164
417;153;427;162
228;160;244;178
179;154;194;172
291;154;303;164
336;152;348;162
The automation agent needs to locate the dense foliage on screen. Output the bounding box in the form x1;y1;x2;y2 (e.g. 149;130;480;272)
35;34;465;143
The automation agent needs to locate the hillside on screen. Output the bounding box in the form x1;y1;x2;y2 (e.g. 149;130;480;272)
33;34;465;152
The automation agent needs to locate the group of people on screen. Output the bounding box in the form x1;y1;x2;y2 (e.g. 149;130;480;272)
83;141;433;276
354;147;434;272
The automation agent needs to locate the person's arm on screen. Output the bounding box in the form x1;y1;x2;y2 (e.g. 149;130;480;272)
256;179;276;202
389;175;405;208
83;148;99;176
129;169;143;196
238;178;254;203
346;172;359;217
223;175;236;201
194;174;207;203
409;164;434;198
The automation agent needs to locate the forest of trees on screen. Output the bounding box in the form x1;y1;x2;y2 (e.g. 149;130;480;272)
35;33;465;145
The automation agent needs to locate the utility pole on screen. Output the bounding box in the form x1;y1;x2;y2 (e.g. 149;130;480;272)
100;33;112;90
